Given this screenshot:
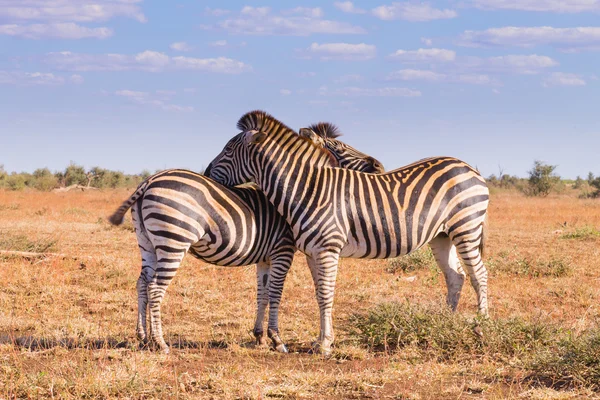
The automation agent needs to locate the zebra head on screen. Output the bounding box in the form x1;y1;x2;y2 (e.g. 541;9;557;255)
299;123;385;174
204;131;257;187
206;111;342;187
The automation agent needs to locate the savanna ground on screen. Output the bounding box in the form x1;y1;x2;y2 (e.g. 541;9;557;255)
1;188;599;399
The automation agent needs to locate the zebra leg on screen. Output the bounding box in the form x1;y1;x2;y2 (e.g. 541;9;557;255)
429;233;465;311
147;248;189;354
307;251;339;356
266;248;295;353
451;228;489;316
253;261;269;348
131;204;156;345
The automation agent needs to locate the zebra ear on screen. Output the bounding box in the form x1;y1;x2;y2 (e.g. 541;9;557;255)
245;130;267;145
299;128;325;146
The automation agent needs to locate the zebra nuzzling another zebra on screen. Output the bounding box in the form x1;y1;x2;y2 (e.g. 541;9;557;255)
109;124;383;354
206;110;490;356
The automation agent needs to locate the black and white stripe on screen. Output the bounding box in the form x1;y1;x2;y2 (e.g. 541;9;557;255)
206;111;490;355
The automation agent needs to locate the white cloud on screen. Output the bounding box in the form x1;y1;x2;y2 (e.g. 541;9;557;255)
209;6;366;36
459;26;600;52
387;69;497;85
421;37;433;46
0;22;112;39
240;6;271;17
283;7;324;18
390;47;557;75
471;0;600;13
116;89;193;112
172;56;251;74
210;40;228;47
170;42;192;52
280;89;292;95
387;69;445;81
205;7;230;16
70;74;84;84
0;70;66;85
319;85;421;97
299;72;317;77
0;0;146;23
390;48;456;62
372;2;457;21
543;72;586;87
305;42;376;60
335;74;363;83
482;54;558;74
44;51;251;74
334;1;367;14
0;0;145;39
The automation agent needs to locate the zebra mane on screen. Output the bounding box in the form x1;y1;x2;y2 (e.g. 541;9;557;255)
236;110;339;167
308;122;342;139
237;110;295;133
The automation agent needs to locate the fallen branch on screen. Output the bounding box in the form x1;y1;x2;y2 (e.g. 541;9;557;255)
0;250;93;261
52;184;99;193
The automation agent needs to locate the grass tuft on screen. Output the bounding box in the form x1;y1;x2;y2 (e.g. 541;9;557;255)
488;251;573;278
386;247;436;274
529;330;600;390
560;226;600;240
0;231;58;253
348;302;555;363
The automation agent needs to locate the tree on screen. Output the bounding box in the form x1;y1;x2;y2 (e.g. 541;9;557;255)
64;163;87;186
32;168;58;191
527;160;560;197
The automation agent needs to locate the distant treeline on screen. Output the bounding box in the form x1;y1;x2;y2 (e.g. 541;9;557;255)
1;161;599;198
487;161;600;198
0;163;151;191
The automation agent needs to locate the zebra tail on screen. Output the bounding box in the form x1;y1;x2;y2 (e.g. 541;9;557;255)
479;213;488;258
108;179;151;226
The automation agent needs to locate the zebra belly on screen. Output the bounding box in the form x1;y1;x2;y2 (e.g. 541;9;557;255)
188;236;267;267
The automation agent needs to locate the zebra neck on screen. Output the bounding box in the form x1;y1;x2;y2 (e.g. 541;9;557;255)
257;144;330;223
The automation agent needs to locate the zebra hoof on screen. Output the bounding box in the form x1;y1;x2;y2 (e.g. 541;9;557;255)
309;341;332;357
275;343;288;353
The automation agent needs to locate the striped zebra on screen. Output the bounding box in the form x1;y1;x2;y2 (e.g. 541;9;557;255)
206;111;490;355
108;125;383;354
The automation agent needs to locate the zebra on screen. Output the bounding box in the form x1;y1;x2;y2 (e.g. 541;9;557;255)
205;110;490;356
108;124;383;354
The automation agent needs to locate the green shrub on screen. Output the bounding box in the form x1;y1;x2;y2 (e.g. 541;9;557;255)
561;226;600;240
347;302;555;363
487;250;573;278
0;232;58;253
527;161;560;197
529;330;600;390
386;247;436;274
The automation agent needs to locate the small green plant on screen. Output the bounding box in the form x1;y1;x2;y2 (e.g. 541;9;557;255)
0;232;58;253
386;247;436;274
529;330;600;390
561;226;600;240
488;251;573;278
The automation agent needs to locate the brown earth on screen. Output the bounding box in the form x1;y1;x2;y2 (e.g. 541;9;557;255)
1;189;599;399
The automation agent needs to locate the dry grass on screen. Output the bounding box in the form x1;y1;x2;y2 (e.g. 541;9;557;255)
1;189;599;399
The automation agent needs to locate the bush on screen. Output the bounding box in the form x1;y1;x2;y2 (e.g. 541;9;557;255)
6;173;26;191
347;302;555;362
32;168;58;191
530;330;600;390
527;161;560;197
63;163;88;186
386;247;436;274
561;226;600;240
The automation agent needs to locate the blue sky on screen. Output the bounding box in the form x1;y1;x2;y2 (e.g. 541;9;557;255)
0;0;598;179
